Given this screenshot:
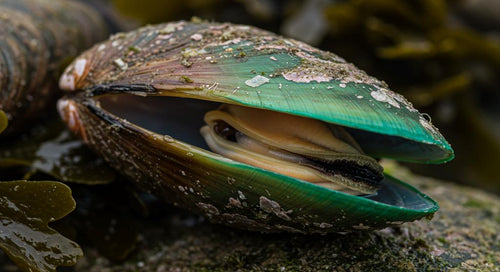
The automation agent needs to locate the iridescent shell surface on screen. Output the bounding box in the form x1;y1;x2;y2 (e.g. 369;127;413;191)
58;21;453;233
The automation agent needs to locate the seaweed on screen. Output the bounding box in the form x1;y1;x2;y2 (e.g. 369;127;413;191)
0;180;82;272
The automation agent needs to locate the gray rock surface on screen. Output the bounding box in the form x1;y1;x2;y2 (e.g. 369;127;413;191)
1;163;499;271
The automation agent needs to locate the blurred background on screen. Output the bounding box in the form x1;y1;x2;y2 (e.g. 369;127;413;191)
95;0;500;193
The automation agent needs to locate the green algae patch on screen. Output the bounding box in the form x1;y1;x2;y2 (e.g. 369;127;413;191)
0;180;83;272
463;199;487;209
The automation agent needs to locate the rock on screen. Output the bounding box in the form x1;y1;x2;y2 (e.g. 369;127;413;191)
1;163;499;271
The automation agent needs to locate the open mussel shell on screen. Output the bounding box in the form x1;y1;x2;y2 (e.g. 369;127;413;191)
58;21;453;233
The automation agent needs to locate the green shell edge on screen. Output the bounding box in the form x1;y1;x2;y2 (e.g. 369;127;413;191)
196;148;439;219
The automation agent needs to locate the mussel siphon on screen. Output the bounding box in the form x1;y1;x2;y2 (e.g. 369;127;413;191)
58;21;453;233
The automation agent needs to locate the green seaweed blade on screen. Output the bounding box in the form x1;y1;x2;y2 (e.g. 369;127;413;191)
0;180;82;272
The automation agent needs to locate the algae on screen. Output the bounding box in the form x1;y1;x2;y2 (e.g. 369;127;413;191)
0;180;82;272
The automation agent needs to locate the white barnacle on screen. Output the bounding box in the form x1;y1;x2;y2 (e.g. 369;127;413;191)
370;88;400;108
113;58;128;70
245;75;270;88
74;59;87;77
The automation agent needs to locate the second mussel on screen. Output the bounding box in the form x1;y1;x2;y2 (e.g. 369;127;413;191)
57;21;453;233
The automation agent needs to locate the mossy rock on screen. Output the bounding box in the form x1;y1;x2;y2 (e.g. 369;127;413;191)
1;164;499;271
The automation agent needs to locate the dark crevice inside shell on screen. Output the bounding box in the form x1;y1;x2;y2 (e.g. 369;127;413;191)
97;94;445;163
98;94;218;150
95;94;436;211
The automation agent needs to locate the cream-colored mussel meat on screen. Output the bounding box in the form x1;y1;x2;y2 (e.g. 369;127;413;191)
201;104;384;195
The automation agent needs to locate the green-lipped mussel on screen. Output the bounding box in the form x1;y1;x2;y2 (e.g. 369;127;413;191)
57;21;454;233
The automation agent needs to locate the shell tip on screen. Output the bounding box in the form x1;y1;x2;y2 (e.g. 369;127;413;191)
57;99;87;142
59;73;75;91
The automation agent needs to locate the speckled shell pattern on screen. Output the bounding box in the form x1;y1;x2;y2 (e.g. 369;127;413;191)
59;21;453;162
